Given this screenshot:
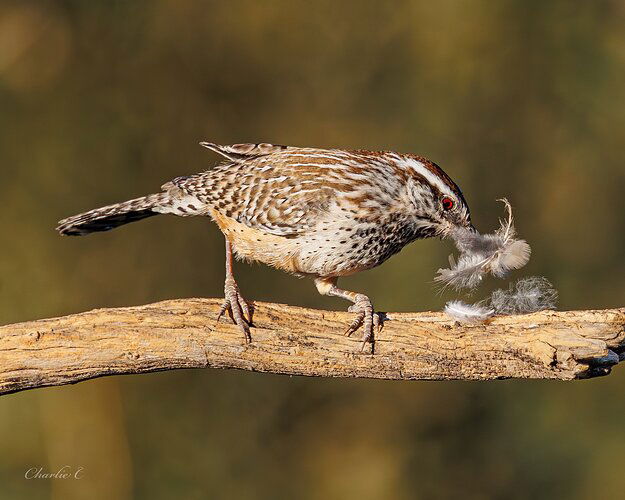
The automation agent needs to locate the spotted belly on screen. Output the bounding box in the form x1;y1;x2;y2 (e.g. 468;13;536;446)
209;209;425;278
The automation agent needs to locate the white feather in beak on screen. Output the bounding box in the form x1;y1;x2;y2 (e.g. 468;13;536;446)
436;199;531;290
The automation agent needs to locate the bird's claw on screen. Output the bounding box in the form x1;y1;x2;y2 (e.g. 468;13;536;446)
217;278;252;343
344;295;380;351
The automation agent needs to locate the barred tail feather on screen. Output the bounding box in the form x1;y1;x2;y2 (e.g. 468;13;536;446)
56;193;170;236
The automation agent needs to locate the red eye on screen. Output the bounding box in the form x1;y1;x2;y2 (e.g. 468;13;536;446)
442;197;455;211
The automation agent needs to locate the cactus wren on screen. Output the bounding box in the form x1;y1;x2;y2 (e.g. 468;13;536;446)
57;142;472;347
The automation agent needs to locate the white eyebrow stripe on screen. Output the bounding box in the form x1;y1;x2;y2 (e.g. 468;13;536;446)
402;158;451;195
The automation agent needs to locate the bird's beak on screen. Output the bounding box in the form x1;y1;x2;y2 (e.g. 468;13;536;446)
453;216;475;230
436;210;476;239
440;219;476;240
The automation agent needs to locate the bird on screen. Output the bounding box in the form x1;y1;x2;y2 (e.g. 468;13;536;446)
56;142;472;348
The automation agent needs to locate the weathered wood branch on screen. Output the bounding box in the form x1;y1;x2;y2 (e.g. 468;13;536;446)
1;299;623;395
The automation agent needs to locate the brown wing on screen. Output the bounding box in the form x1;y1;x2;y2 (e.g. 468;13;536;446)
199;142;294;161
173;143;358;236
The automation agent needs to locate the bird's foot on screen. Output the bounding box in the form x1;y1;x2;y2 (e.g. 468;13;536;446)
217;277;252;343
345;294;381;351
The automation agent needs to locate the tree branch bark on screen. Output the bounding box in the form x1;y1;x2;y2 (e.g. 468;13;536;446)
1;299;623;396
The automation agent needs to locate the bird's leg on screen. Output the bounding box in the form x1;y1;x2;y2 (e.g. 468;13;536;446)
217;238;252;342
315;277;379;350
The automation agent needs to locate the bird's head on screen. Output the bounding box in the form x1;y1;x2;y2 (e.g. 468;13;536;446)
401;155;473;237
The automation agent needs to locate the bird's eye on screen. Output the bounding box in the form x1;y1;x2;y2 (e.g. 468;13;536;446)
442;197;455;211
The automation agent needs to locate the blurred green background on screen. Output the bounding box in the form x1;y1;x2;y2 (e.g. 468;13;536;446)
1;0;624;498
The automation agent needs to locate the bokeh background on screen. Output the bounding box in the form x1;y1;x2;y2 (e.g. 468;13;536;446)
1;1;624;498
